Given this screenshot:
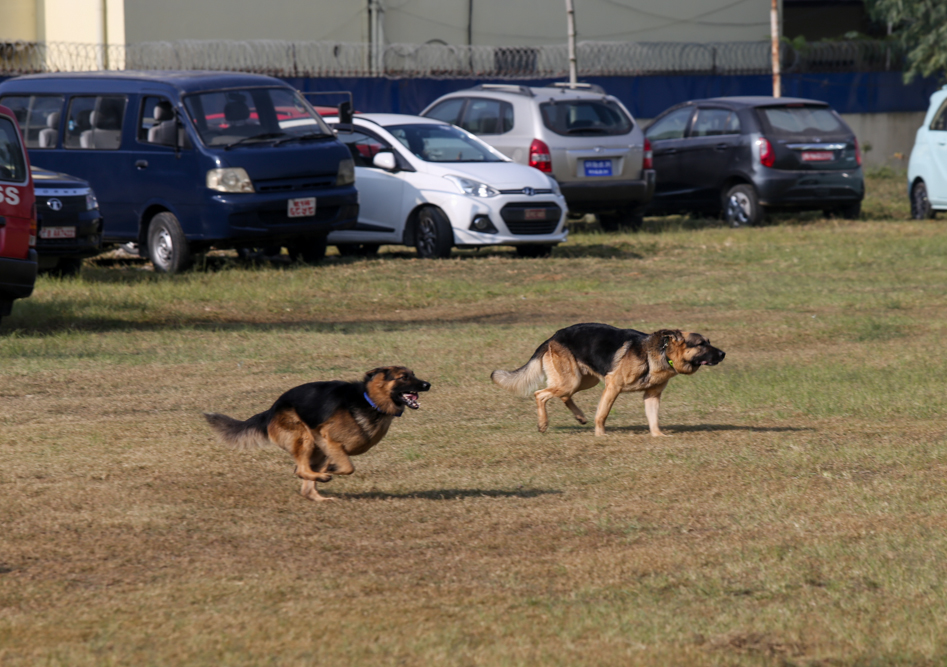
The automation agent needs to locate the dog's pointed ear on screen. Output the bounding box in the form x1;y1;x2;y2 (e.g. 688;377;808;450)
364;367;389;383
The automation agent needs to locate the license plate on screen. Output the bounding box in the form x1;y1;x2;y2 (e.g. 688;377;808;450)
287;197;316;218
801;151;834;162
524;209;547;220
39;226;76;239
584;159;612;177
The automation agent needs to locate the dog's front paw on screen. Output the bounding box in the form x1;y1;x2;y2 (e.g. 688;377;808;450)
538;423;548;433
315;473;333;483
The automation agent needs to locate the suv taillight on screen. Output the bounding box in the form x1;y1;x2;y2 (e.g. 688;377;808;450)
529;139;552;173
757;137;775;168
28;202;37;248
854;137;862;166
643;138;653;170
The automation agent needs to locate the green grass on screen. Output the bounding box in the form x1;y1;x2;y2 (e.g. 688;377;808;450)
2;173;947;665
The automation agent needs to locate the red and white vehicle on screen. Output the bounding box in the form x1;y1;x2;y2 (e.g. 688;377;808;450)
0;103;37;326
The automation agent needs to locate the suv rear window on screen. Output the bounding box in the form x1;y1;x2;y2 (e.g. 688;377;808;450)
539;99;632;136
757;105;845;137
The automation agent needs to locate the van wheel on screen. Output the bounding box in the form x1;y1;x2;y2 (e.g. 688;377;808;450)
911;182;935;220
415;207;453;259
288;235;328;264
148;212;192;274
723;184;762;227
337;243;380;257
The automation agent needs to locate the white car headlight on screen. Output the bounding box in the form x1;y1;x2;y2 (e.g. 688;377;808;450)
206;168;254;193
444;175;499;198
336;158;355;186
86;191;99;210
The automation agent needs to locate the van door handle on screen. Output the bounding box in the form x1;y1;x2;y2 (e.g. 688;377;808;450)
715;143;729;150
662;148;677;155
135;160;149;170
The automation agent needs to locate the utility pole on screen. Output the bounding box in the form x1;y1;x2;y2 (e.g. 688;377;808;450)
770;0;781;97
566;0;577;88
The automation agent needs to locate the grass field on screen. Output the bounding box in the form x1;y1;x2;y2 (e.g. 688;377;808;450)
2;173;947;665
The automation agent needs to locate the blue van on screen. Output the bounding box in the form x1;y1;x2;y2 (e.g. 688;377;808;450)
0;71;358;272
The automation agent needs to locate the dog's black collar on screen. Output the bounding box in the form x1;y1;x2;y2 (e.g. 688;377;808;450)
363;391;402;417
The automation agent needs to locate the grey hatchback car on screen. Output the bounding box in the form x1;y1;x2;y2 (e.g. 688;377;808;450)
421;83;655;230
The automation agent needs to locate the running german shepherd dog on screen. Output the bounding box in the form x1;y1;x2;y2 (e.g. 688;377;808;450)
492;324;724;436
204;367;431;501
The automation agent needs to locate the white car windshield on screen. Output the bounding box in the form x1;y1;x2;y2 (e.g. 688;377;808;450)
184;88;333;148
386;124;506;162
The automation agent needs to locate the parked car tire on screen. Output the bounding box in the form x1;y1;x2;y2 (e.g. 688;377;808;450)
414;207;453;259
148;212;192;274
515;244;554;258
911;181;935;220
598;207;643;232
336;243;380;257
288;235;328;264
723;184;762;228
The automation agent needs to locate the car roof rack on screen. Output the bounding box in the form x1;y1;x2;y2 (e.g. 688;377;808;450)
549;82;606;94
470;84;535;97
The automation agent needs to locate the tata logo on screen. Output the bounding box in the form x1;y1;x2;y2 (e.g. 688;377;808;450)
47;198;63;211
523;187;535;196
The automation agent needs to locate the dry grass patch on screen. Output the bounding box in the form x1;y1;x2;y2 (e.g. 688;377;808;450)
2;175;947;665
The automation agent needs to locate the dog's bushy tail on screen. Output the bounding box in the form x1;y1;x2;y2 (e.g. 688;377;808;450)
491;342;548;397
203;411;270;449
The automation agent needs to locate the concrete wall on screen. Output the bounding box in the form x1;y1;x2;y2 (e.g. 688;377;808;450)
841;112;924;169
0;0;38;41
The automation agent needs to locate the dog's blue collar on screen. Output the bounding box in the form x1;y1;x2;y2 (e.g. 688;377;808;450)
364;391;402;417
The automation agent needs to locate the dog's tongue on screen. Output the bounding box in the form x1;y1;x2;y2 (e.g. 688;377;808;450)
402;393;420;409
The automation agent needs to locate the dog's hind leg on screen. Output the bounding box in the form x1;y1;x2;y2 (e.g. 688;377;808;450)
269;412;333;484
316;429;356;476
562;374;600;425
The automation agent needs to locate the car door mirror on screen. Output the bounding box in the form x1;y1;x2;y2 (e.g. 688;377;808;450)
372;151;397;171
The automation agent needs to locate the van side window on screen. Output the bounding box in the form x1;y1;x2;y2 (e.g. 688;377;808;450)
64;95;126;150
461;99;514;135
139;96;179;147
0;95;64;149
0;117;27;182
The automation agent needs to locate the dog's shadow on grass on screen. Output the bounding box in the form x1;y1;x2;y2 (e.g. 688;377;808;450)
553;424;814;434
334;488;562;501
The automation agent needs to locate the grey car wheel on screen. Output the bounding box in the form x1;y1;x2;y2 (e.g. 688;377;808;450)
911;181;935;220
723;184;762;228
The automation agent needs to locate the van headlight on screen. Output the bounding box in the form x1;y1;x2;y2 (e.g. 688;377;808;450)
444;175;498;198
336;158;355;186
86;191;99;210
206;168;254;193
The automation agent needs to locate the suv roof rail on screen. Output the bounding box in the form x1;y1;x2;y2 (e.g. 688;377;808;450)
550;82;606;94
470;84;535;97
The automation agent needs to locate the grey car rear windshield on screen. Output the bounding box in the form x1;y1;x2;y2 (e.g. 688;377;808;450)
540;100;633;136
757;105;846;138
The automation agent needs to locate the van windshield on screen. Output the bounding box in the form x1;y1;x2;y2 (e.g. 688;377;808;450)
183;88;332;148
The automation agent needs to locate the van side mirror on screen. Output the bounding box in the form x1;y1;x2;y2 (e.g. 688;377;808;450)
338;101;353;125
372;151;397;171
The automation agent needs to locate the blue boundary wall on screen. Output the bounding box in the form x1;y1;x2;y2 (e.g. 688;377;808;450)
1;71;939;117
285;71;942;118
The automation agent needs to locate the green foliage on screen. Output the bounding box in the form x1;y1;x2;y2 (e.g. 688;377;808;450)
866;0;947;82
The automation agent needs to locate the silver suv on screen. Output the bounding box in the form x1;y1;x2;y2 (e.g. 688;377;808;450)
421;83;655;230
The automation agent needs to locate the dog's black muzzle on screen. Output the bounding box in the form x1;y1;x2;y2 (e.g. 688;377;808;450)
698;348;726;366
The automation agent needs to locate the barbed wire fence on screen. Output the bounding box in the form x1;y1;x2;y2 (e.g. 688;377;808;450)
0;39;904;78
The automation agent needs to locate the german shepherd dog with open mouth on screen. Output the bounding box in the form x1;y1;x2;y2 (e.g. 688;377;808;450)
492;323;724;436
204;367;431;501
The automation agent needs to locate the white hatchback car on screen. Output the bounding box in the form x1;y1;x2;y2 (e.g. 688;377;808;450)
323;114;568;258
908;86;947;219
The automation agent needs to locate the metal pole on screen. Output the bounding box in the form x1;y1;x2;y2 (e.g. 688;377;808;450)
770;0;780;97
566;0;577;87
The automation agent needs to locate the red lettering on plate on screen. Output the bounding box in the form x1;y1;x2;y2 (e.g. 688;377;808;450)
524;209;546;220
